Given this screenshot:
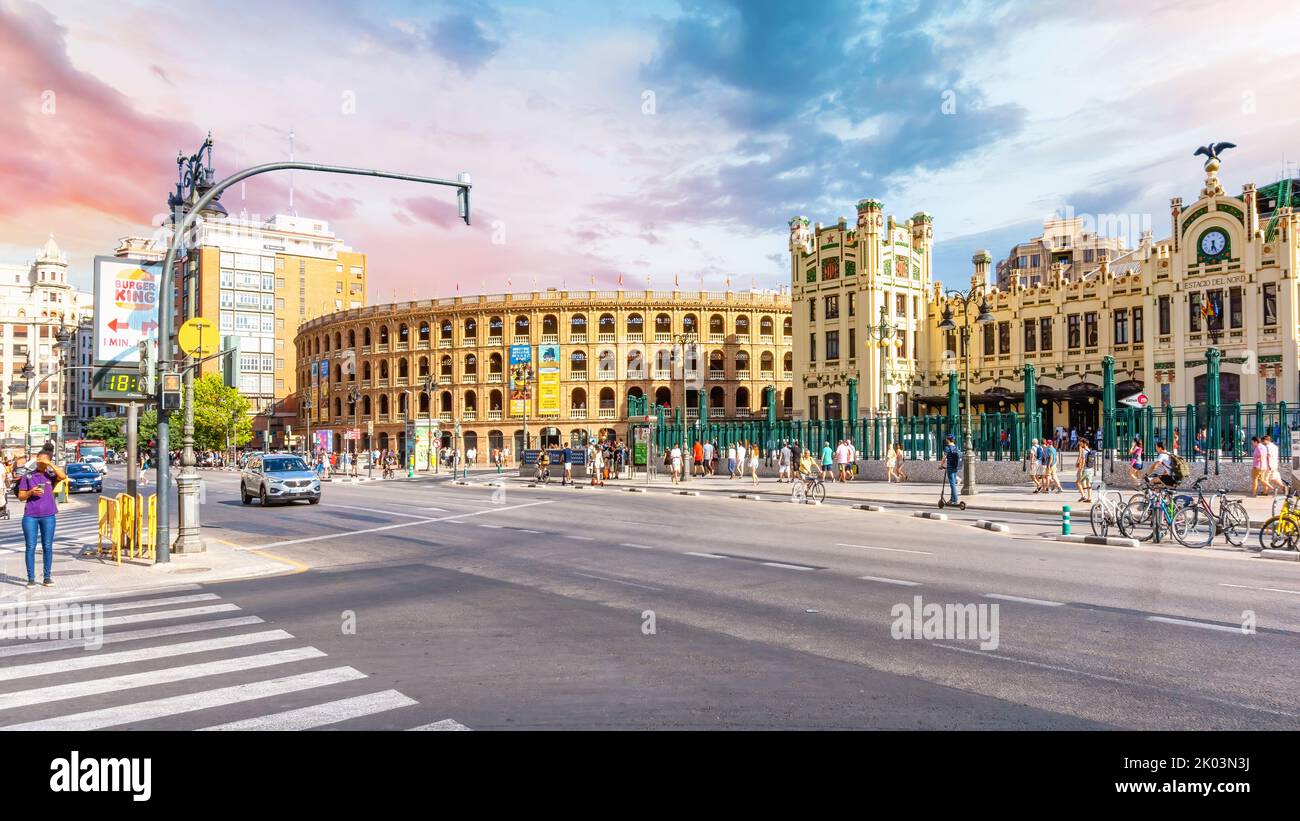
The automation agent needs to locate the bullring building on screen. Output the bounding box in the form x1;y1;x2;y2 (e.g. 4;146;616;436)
295;288;794;457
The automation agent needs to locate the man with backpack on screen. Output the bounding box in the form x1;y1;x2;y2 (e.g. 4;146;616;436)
939;434;961;506
1041;438;1063;494
1028;438;1044;493
1144;440;1186;488
1077;440;1097;502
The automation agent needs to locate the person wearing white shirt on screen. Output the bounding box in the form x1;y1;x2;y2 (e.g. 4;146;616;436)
702;441;714;477
669;444;683;485
737;443;747;475
779;442;792;483
726;445;737;478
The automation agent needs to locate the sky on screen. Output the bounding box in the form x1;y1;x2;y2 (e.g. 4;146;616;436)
2;0;1300;298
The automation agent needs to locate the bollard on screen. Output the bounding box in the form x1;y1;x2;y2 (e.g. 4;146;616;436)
1062;504;1071;536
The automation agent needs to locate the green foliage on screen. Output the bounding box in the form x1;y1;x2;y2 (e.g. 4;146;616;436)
83;416;126;451
179;373;253;451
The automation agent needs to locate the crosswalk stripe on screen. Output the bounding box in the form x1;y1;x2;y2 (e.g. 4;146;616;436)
0;667;367;731
0;646;324;712
0;616;264;658
0;594;220;624
198;690;417;731
96;604;241;628
0;584;202;609
409;718;472;731
0;630;293;682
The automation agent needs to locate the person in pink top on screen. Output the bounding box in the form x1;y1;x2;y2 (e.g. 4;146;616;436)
1251;436;1266;496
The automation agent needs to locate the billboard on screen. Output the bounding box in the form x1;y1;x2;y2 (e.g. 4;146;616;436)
93;257;161;366
538;343;560;417
509;344;532;418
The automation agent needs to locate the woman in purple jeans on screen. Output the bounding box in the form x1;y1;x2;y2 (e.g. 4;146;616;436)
18;446;66;589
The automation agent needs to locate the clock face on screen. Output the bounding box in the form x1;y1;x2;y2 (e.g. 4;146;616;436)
1201;229;1227;257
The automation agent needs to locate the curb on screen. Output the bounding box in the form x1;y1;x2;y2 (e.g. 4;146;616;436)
1056;533;1139;548
673;490;700;496
974;519;1011;533
735;494;764;501
1259;549;1300;561
913;511;947;521
856;504;886;512
625;487;647;493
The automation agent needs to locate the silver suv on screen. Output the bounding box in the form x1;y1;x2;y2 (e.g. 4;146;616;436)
240;454;321;506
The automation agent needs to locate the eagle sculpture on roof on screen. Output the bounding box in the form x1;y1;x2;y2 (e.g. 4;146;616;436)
1194;142;1236;161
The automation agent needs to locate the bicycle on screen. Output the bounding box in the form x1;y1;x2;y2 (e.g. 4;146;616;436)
1185;475;1250;547
1088;480;1126;537
1119;477;1215;548
791;472;825;504
534;464;550;484
1256;489;1300;552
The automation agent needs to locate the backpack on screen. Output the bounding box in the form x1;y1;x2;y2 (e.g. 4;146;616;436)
945;446;960;470
1084;449;1098;470
1169;453;1190;482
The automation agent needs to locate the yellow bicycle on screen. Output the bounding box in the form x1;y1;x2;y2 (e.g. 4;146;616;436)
1257;490;1300;552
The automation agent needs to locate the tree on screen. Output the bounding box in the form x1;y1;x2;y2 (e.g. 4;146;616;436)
179;373;252;452
83;416;126;451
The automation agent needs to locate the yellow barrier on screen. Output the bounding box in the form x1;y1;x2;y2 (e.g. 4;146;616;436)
95;493;156;564
97;496;119;564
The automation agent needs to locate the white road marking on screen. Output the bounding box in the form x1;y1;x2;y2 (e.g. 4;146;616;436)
565;535;595;541
0;616;265;658
479;524;503;529
619;543;655;550
0;583;202;608
243;501;553;549
0;630;293;682
1219;583;1300;596
0;667;368;731
198;690;417;731
96;604;242;628
761;561;815;571
1147;616;1245;634
409;719;472;731
517;529;542;534
321;503;435;519
984;594;1065;607
858;575;920;587
0;646;325;711
573;572;664;592
835;543;933;556
683;552;727;559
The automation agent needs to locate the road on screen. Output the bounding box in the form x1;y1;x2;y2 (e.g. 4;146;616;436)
2;466;1299;730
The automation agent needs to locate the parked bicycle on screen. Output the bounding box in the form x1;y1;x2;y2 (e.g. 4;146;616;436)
1119;477;1215;548
1184;475;1250;547
1256;488;1300;552
1088;481;1126;537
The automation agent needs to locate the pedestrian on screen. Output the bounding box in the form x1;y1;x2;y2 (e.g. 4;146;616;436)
779;440;792;483
939;434;960;506
1264;434;1286;496
834;439;850;483
1043;437;1063;493
669;442;682;485
1250;436;1265;496
726;443;737;479
885;441;898;482
736;441;747;477
702;440;714;477
1194;428;1207;460
1028;438;1043;493
1077;440;1094;502
820;441;834;481
692;439;704;477
750;443;760;486
18;444;65;589
561;446;573;486
1127;437;1144;481
892;441;907;482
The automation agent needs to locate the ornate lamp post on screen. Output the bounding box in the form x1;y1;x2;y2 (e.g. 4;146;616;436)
867;304;903;414
671;332;698;481
348;384;363;476
937;285;995;495
301;393;313;460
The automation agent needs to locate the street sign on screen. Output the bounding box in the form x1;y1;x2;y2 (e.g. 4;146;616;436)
366;420;374;437
178;317;217;357
93;257;161;366
1119;392;1148;409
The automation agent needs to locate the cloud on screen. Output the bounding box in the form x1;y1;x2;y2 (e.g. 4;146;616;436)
427;1;502;73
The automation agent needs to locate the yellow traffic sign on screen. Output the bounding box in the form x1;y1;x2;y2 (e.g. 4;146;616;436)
178;317;217;357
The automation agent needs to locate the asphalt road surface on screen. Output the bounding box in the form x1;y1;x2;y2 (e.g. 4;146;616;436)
2;467;1298;730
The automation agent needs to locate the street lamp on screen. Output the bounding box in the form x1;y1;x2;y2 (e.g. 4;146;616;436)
936;285;995;495
301;393;313;460
868;304;903;413
348;384;363;476
671;332;698;482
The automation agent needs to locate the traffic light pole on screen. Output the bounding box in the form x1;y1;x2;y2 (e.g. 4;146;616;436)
154;155;472;563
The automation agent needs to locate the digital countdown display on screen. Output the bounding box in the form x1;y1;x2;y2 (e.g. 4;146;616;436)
92;365;151;402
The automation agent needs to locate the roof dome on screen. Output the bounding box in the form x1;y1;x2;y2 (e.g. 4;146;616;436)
37;233;66;264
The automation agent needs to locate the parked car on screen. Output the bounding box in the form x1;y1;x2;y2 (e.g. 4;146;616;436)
63;462;103;493
240;454;321;506
82;455;108;475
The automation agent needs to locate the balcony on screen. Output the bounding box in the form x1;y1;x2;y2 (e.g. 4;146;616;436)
686;408;699;420
375;344;388;353
598;408;616;420
486;373;503;383
513;336;530;346
595;369;616;381
462;336;476;346
571;408;587;419
360;380;371;389
626;333;644;343
597;333;616;343
541;334;559;345
487;410;503;421
654;369;671;380
376;378;389;388
439;412;453;422
709;334;724;344
709;408;725;419
654;333;671;343
462;411;476;422
734;334;750;343
708;369;725;381
735;408;751;418
416;339;430;350
395;377;408;387
736;370;750;380
463;374;477;384
760;370;774;381
361;346;371;355
438;338;452;348
759;335;774;345
570;333;587;344
395;342;408;352
488;335;503;346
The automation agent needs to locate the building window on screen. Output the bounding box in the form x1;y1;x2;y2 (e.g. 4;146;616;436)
808;396;819;421
824;295;839;320
1229;286;1243;329
1132;307;1143;343
998;321;1011;354
809;333;816;363
1084;312;1098;347
1206;289;1225;332
336;282;343;293
808;299;815;322
1023;319;1037;352
896;293;906;317
1114;309;1128;344
1188;292;1202;332
982;324;995;356
1067;314;1080;349
825;330;839;361
1039;317;1052;351
847;292;856;317
1263;283;1278;326
1158;296;1171;335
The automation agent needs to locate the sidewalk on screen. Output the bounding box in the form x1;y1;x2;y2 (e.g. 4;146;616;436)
0;497;300;605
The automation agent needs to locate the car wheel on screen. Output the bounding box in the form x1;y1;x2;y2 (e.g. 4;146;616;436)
241;486;251;505
308;496;319;505
260;486;269;506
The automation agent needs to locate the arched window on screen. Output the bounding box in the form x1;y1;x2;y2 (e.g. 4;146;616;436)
489;390;503;411
398;358;409;378
683;314;697;334
362;361;372;380
489;352;503;374
379;326;389;344
655;349;672;371
570;350;587;375
783;316;792;336
598;349;616;375
599;387;616;409
334;397;341;417
736;387;750;411
488;316;503;339
464;317;477;339
334;364;342;382
760;315;774;336
348;329;356;347
398;323;409;343
514;315;530;337
363;395;372;415
783;387;793;411
419;322;430;342
626;313;643;335
571;387;587;410
324;336;331;353
709;314;724;335
709;350;724;372
398;392;408;414
440;319;452;341
598;313;615;335
379;360;389;379
464;353;477;377
419;392;430;413
334;332;342;349
464;390;477;411
760;351;775;372
655;313;671;335
654;386;672;407
379;394;390;415
542;314;558;336
735;315;749;336
363;327;372;346
570;314;586;338
783;352;793;374
626;349;645;378
709;386;726;411
735;350;749;372
440;355;452;377
440;391;453;413
418;356;429;378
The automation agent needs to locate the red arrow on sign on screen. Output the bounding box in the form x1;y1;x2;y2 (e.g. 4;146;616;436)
107;318;125;332
142;321;158;332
